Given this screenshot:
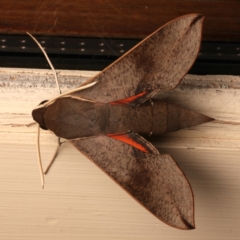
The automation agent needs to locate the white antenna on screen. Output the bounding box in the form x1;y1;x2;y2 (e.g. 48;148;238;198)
27;32;97;188
26;32;61;95
27;32;61;189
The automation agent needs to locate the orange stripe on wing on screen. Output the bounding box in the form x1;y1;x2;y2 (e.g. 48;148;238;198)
107;133;148;153
110;91;147;105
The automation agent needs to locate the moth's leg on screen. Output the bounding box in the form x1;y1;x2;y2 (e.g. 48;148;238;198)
44;138;66;174
26;122;37;127
9;122;37;127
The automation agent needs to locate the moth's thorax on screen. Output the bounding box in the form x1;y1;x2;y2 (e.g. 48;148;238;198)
38;98;109;139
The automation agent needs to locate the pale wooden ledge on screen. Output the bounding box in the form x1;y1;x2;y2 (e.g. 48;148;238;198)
0;67;240;240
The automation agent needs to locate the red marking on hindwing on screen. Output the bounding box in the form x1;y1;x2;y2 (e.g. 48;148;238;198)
107;133;148;153
110;91;147;105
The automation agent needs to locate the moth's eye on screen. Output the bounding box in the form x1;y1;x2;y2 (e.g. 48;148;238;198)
39;100;49;105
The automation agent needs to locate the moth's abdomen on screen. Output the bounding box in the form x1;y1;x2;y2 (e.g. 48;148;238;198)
151;100;213;135
107;102;153;135
107;100;213;136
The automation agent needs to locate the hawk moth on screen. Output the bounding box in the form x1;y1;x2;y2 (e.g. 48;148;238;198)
32;14;212;229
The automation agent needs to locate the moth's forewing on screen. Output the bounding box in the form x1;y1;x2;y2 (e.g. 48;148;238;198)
71;134;195;230
72;14;204;103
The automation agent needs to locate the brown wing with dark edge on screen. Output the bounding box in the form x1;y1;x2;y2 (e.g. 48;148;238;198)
70;133;194;230
71;14;204;104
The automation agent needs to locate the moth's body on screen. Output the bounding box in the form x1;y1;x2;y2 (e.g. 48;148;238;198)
31;14;210;229
33;97;211;140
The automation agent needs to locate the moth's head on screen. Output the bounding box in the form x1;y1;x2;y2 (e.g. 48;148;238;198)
32;100;48;130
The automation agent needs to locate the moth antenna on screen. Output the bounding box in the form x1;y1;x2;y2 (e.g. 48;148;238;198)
27;33;96;186
44;138;65;174
26;32;61;95
37;125;45;189
27;32;62;187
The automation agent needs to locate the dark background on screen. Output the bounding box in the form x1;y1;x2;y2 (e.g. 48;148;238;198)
0;0;239;74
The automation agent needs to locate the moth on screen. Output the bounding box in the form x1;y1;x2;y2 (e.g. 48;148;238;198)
32;14;213;230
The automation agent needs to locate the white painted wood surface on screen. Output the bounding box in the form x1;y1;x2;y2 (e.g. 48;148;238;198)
0;68;240;240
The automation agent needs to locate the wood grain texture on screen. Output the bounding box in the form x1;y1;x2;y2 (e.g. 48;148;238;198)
0;68;240;238
0;144;239;240
0;0;240;41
